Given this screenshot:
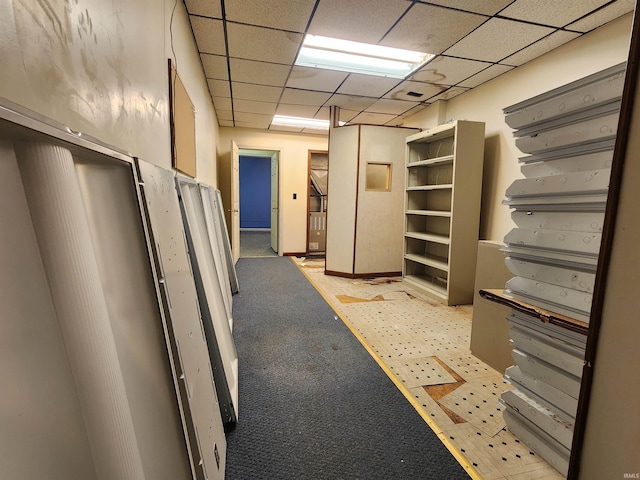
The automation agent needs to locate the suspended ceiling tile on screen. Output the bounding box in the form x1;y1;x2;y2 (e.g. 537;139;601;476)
286;66;348;92
184;0;222;18
207;79;231;97
234;112;273;128
410;56;492;85
280;88;332;106
324;94;377;111
423;0;514;15
444;18;555;62
384;81;445;102
215;109;233;121
190;16;226;55
390;104;429;125
301;127;330;135
349;111;398;125
219;119;234;127
337;74;401;97
500;30;581;67
233;99;277;115
224;0;316;33
212;96;232;112
201;54;228;80
365;98;420;115
499;0;611;28
314;107;330;120
338;109;361;123
269;124;304;133
566;0;635;32
458;64;514;88
229;58;290;87
227;23;303;64
380;3;487;54
232;82;282;102
428;86;470;102
308;0;412;44
275;103;321;118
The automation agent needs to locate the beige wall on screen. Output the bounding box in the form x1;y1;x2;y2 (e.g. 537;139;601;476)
404;13;633;242
218;127;328;254
0;0;218;185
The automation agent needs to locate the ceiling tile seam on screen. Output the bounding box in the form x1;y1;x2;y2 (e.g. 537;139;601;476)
416;55;502;87
493;29;567;66
375;1;418;44
558;0;621;32
220;0;235;126
186;12;223;21
494;0;519;16
436;14;495;57
224;19;309;35
446;64;498;89
365;103;423;117
492;14;588;31
270;0;323;128
182;12;215;105
414;0;503;17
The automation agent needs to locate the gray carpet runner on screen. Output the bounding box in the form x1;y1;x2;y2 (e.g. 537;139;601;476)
226;257;470;479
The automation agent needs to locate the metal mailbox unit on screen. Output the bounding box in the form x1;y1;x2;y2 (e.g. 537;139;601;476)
496;63;626;476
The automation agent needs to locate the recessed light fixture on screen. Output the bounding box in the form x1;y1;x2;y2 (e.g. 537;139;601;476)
295;34;434;79
271;115;332;130
271;115;346;131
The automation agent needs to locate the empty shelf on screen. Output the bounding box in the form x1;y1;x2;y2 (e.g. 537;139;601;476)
404;231;450;245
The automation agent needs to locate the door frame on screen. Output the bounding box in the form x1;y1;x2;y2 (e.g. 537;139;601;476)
307;149;329;255
236;147;281;256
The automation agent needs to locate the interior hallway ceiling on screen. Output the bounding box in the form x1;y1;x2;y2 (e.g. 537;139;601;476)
184;0;634;133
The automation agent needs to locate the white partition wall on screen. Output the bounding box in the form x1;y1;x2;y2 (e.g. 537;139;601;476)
325;124;418;277
325;125;359;275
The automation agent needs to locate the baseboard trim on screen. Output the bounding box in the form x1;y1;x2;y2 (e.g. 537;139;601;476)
283;252;307;257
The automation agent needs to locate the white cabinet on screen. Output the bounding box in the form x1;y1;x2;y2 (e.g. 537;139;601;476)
403;120;485;305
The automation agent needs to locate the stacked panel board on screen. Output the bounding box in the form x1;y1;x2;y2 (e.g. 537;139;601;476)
499;63;626;475
0;99;239;480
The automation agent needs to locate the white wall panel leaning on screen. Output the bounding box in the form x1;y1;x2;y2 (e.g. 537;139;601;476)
176;175;239;425
0;101;228;479
498;62;626;475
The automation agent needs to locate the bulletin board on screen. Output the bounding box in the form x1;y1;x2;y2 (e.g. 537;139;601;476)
168;59;196;178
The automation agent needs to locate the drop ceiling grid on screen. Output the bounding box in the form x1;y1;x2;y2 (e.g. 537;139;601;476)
498;0;613;28
183;1;635;130
444;17;556;63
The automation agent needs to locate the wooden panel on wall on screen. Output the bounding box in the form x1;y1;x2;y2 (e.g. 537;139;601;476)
169;59;196;178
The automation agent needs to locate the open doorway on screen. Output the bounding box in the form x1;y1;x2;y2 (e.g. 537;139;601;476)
237;148;279;258
307;150;328;256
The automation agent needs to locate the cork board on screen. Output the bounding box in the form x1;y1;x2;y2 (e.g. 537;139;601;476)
168;59;196;178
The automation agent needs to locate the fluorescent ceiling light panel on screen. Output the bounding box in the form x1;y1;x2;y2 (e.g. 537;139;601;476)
271;115;331;130
295;34;434;78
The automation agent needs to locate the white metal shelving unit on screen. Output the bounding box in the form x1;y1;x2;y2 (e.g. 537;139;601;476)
403;120;485;305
